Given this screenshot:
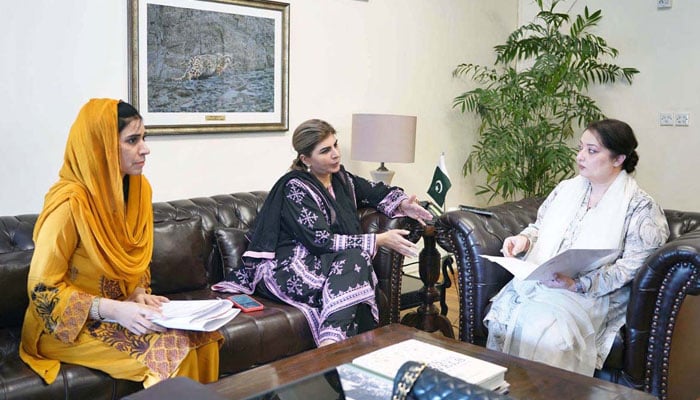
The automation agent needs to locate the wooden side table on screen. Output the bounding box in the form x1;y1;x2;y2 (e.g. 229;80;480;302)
400;224;455;338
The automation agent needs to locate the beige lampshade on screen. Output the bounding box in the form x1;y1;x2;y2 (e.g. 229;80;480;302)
351;114;417;163
351;113;417;185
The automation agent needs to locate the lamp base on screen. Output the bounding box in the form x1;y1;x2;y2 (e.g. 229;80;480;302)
370;168;395;185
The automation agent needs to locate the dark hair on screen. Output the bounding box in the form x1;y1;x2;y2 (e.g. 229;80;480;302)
586;119;639;173
117;101;142;133
289;119;336;171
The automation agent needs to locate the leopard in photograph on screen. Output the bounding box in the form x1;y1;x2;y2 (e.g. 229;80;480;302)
176;53;233;81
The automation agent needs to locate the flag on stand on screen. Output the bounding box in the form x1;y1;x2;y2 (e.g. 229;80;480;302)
427;153;452;207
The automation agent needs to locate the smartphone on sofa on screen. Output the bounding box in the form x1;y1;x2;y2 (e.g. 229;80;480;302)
227;294;265;313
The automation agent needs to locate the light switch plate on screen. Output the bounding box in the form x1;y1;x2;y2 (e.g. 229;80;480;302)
657;0;672;9
659;112;674;126
675;112;690;126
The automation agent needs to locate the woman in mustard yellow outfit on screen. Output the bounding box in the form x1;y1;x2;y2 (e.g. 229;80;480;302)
20;98;222;387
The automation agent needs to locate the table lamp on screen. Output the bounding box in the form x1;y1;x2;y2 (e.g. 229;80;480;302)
351;113;417;185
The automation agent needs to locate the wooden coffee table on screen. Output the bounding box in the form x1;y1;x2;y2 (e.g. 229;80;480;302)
209;323;655;399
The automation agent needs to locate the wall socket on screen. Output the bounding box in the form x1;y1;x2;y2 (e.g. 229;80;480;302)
659;112;674;126
675;112;690;126
657;0;672;9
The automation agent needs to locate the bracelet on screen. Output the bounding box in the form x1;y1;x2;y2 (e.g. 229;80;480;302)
573;279;585;294
89;297;104;321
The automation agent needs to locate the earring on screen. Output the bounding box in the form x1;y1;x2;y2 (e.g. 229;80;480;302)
305;164;311;173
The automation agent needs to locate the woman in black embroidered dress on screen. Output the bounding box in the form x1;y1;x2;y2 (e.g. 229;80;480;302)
213;119;431;346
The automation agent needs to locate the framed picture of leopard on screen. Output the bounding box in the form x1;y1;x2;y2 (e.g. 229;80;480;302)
128;0;289;135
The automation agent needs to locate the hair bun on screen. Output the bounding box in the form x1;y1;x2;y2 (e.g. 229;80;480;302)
624;150;639;173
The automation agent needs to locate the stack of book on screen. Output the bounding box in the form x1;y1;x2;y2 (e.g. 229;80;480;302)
337;339;509;399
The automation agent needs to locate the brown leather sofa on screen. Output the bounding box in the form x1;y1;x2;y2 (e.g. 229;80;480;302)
0;191;412;400
435;198;700;400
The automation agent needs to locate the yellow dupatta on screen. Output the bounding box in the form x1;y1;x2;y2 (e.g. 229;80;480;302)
33;98;153;282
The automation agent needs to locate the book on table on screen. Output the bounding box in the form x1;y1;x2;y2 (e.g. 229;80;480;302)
481;248;620;281
150;299;240;332
349;339;508;393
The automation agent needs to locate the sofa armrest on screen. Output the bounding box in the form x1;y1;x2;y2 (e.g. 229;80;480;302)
358;208;417;324
622;227;700;395
435;199;542;344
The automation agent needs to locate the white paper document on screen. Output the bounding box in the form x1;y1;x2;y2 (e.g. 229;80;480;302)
351;339;507;392
151;299;240;332
482;248;620;281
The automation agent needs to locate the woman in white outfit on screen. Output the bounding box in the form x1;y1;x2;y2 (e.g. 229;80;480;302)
485;119;670;375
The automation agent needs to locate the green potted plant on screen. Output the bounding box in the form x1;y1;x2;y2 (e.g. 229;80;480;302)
453;0;639;202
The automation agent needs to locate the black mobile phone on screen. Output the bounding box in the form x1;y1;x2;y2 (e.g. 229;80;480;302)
227;294;264;312
458;205;494;217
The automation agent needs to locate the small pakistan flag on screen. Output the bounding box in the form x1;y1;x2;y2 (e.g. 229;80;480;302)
427;153;451;207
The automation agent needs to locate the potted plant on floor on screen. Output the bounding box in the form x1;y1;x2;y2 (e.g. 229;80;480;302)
453;0;639;202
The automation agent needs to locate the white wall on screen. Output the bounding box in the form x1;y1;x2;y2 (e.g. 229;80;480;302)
3;1;697;216
519;0;700;211
0;0;516;215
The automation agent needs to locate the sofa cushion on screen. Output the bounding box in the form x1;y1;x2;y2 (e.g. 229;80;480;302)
0;251;32;328
214;227;249;281
150;216;208;295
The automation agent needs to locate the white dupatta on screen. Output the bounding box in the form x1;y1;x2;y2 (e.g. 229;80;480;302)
526;171;636;265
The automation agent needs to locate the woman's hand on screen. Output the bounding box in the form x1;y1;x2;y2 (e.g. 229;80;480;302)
541;272;576;291
99;298;167;335
376;229;419;257
501;235;530;257
127;287;169;307
399;195;433;226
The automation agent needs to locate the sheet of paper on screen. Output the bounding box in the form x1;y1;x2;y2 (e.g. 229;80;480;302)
480;255;536;280
482;248;620;281
151;299;240;331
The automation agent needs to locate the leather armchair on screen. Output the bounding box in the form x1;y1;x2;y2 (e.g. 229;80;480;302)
435;198;700;400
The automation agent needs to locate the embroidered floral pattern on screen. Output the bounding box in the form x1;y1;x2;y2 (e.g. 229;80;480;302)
54;291;92;343
314;230;330;244
87;321;221;379
287;179;330;223
143;331;218;380
331;234;374;254
376;189;407;216
87;322;152;357
100;276;124;299
287;183;306;204
287;276;303;296
30;283;60;333
318;325;346;344
298;207;318;228
279;258;291;272
330;260;346;275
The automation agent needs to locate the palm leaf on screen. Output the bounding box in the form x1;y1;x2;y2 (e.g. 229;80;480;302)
452;0;639;202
